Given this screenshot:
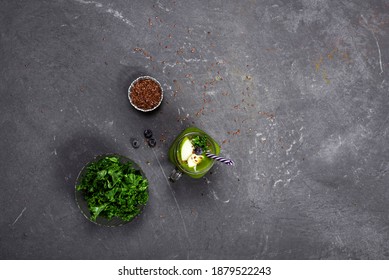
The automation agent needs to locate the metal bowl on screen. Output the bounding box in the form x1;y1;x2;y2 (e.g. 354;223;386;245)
128;76;163;112
75;154;148;227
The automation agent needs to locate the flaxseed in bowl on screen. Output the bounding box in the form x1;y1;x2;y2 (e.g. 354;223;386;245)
128;76;163;112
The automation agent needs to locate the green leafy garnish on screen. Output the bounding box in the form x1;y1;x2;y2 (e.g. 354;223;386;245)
191;135;208;150
76;155;149;222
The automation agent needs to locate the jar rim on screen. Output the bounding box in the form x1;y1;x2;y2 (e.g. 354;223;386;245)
174;132;216;175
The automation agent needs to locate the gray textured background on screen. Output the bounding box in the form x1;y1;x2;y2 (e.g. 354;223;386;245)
1;0;388;259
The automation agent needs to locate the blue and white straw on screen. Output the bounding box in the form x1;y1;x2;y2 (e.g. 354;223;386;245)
205;152;235;166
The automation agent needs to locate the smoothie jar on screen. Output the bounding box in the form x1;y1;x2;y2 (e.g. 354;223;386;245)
168;127;220;182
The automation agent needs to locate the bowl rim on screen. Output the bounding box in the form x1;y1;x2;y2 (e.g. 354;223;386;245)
128;75;164;112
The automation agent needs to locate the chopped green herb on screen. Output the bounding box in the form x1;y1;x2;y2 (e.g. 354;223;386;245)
76;155;148;222
191;135;208;150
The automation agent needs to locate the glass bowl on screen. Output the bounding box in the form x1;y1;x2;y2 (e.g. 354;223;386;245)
75;154;148;227
128;76;163;112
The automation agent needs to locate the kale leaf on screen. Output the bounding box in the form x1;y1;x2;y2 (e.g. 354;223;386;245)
76;155;149;222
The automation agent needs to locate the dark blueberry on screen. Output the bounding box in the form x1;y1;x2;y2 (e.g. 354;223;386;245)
144;129;153;139
194;146;203;155
131;138;140;149
147;138;157;147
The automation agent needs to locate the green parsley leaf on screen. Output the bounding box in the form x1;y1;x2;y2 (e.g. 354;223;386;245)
191;135;208;150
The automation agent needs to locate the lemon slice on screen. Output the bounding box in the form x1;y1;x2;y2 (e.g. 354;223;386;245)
180;137;194;161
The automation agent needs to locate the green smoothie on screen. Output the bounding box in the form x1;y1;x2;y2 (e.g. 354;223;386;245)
168;127;220;179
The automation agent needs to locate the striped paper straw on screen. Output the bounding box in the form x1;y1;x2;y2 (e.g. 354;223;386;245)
205;152;235;166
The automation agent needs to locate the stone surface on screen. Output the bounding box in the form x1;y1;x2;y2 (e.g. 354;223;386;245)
0;0;388;259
